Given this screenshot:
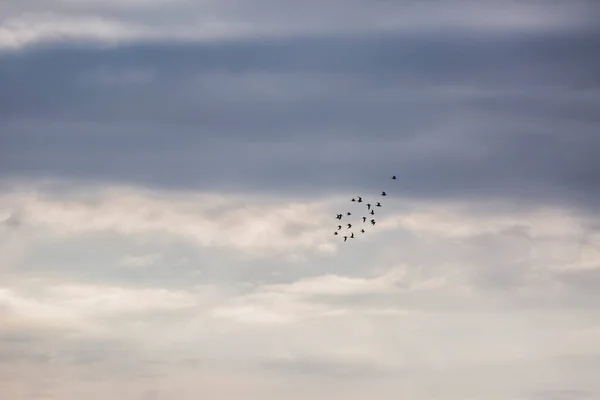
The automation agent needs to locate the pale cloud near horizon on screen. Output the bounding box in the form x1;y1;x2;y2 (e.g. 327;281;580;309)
1;180;600;399
1;0;600;398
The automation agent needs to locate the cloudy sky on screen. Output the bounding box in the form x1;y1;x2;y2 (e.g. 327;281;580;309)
1;0;600;399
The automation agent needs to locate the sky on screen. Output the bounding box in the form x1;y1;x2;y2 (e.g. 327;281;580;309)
1;0;600;399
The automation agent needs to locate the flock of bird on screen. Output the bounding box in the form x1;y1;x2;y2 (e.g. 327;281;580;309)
334;175;396;242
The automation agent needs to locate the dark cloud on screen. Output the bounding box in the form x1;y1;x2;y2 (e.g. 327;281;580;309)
1;28;599;211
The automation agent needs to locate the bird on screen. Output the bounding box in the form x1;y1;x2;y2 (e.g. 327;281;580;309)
347;223;352;229
361;229;365;233
362;216;367;223
347;212;351;216
343;236;348;242
337;225;342;230
370;210;375;215
334;231;338;235
350;232;355;239
381;191;387;196
357;197;363;203
371;219;376;226
392;176;396;180
336;214;342;220
376;202;382;207
351;198;356;202
367;203;372;210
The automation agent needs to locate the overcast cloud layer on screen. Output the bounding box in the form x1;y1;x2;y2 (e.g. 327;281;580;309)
1;1;600;399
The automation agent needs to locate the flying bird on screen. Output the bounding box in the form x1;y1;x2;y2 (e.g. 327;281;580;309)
331;183;394;246
392;176;396;180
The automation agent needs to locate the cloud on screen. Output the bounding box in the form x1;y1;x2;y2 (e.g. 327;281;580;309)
209;265;448;327
0;13;144;50
0;181;335;257
2;28;599;212
260;266;408;296
0;283;203;334
1;0;596;50
262;354;398;379
1;181;600;398
1;1;600;397
529;389;599;400
117;253;163;268
78;66;156;85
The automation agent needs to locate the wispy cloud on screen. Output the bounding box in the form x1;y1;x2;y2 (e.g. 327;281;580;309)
260;266;407;297
0;181;335;257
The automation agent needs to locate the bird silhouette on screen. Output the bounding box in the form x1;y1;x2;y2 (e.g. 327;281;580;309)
392;176;396;180
332;185;393;245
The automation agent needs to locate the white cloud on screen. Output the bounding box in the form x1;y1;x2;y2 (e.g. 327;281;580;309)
0;181;335;258
260;266;408;297
0;14;143;50
210;266;462;326
378;203;586;240
1;180;600;398
211;290;349;326
0;284;204;334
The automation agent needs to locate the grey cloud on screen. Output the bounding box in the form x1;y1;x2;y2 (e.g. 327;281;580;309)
529;390;599;400
2;0;597;51
2;29;600;212
261;356;399;379
0;211;22;229
559;268;600;296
